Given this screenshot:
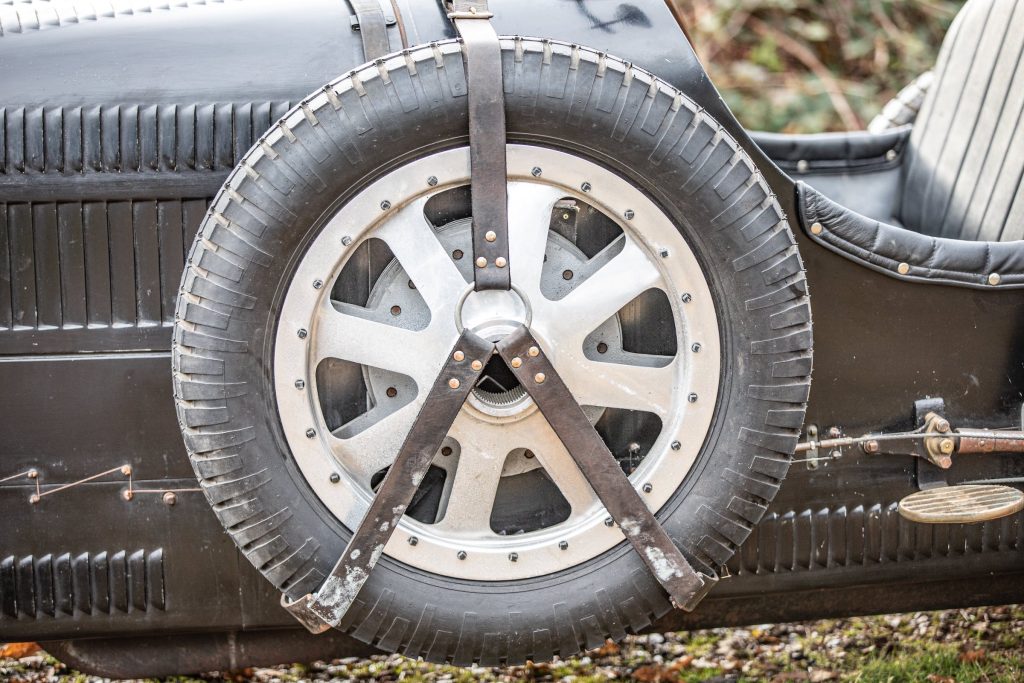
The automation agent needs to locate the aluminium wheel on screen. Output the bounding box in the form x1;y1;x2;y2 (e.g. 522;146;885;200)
173;38;811;665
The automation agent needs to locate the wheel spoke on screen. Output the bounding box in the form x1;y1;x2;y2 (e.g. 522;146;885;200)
545;235;662;342
434;412;508;533
516;413;600;515
375;197;468;315
314;301;434;382
507;182;565;293
558;356;677;418
328;400;422;485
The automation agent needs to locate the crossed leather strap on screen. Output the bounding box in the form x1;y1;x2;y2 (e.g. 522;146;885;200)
283;0;715;633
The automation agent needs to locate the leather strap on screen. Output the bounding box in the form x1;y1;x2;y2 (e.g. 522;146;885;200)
449;0;510;291
348;0;392;61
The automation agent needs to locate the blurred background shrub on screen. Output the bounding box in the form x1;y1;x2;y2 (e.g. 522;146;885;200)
677;0;964;133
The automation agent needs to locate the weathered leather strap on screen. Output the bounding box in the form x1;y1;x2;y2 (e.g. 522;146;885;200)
349;0;392;61
449;0;510;291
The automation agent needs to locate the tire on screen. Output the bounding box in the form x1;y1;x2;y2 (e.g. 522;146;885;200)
173;38;812;665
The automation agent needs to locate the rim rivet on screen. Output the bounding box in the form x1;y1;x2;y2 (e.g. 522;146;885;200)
162;491;177;506
671;440;681;451
534;372;546;384
408;536;419;546
475;256;487;268
297;328;308;339
29;494;40;504
471;360;483;371
427;176;438;187
457;550;467;560
495;256;507;268
659;248;669;258
313;279;323;289
604;517;614;527
329;472;340;483
448;378;461;390
508;552;519;562
681;293;692;303
531;167;542;177
380;200;391;210
341;235;353;246
624;209;635;220
810;222;823;235
305;428;316;438
688;393;698;403
295;379;305;389
510;357;522;368
485;230;497;242
642;483;653;493
453;249;464;260
558;540;568;550
528;346;540;357
691;342;701;353
453;350;465;362
581;181;592;193
562;269;574;280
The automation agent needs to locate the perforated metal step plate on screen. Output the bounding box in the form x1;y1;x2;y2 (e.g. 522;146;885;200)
898;485;1024;524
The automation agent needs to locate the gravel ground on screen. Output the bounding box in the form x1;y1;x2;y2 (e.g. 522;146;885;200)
2;605;1022;682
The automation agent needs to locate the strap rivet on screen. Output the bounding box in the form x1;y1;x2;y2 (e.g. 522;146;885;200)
448;378;461;389
471;360;483;371
164;491;181;506
495;256;507;268
510;357;522;368
534;372;546;384
485;230;497;242
453;350;465;361
475;256;487;268
528;346;540;357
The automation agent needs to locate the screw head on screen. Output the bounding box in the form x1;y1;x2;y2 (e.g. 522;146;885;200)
597;342;608;354
581;181;592;193
305;428;316;438
295;379;305;389
534;372;546;384
161;491;177;506
380;200;392;210
427;176;438;186
471;360;483;371
528;346;540;357
688;393;698;403
671;440;681;451
681;293;692;303
448;378;461;390
508;552;519;562
691;342;701;353
475;256;487;268
453;350;465;361
329;472;340;483
408;536;419;546
659;248;669;258
341;235;353;246
485;230;497;242
864;440;880;453
495;256;507;268
510;357;522;368
297;328;308;339
313;279;323;290
531;166;542;177
624;209;635;220
558;540;569;550
642;483;653;493
604;517;614;527
457;550;467;560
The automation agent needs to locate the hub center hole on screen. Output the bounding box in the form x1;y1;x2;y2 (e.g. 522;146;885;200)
473;355;526;407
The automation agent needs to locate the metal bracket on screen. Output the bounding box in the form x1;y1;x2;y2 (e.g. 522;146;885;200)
282;330;493;633
496;326;717;611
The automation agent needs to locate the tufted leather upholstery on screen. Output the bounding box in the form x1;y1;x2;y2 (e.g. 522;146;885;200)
899;0;1024;242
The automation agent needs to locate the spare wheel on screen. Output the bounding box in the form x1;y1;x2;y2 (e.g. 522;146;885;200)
172;38;812;664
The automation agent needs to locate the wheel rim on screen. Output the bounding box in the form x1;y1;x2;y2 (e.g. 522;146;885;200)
274;145;721;580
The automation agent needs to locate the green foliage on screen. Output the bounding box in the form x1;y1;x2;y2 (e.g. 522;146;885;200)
679;0;965;133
